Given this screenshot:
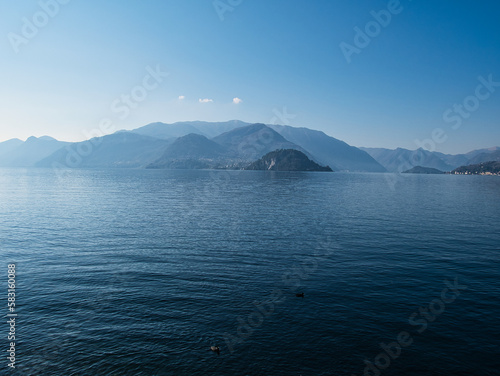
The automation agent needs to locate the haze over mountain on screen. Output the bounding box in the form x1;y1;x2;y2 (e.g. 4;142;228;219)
1;121;498;173
270;125;385;172
361;146;500;173
464;146;500;159
147;133;229;169
467;149;500;165
0;138;24;157
37;133;171;169
212;123;307;161
361;147;454;172
131;120;248;140
0;136;68;167
431;152;470;170
149;123;308;169
133;121;385;172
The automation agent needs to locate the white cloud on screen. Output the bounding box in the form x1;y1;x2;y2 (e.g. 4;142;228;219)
178;95;185;100
199;98;213;103
233;97;243;104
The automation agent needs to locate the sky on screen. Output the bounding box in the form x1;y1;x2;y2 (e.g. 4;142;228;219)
0;0;499;154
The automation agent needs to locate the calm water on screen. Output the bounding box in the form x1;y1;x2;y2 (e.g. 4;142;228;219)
1;168;499;376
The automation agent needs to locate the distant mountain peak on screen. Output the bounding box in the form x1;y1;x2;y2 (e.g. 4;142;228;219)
130;120;251;140
212;123;307;161
0;136;68;167
147;132;229;169
25;136;57;142
38;136;57;141
270;124;385;172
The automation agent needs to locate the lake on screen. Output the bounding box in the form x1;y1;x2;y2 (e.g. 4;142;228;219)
1;168;499;375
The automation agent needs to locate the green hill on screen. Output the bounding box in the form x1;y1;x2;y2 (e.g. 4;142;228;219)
402;166;445;174
245;149;332;172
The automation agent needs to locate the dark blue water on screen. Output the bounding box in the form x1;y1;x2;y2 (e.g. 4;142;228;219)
1;169;499;375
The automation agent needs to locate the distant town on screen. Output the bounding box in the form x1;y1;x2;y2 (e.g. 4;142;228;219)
450;161;500;176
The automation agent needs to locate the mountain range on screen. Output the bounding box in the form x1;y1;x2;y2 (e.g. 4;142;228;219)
360;146;500;173
36;132;171;169
0;121;498;173
135;121;384;171
0;136;69;167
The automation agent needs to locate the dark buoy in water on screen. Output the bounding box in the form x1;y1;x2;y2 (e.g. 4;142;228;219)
210;346;220;355
296;293;304;298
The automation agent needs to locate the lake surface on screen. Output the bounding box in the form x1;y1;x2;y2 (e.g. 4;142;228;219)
1;168;499;376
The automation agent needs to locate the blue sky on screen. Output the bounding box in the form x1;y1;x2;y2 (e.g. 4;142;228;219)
0;0;499;153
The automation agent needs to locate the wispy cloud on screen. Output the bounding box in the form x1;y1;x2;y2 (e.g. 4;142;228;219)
178;95;185;100
233;97;243;104
199;98;213;103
